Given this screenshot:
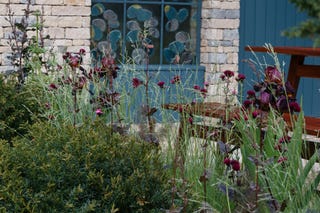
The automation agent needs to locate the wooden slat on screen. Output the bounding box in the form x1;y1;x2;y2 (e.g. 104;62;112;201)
245;46;320;56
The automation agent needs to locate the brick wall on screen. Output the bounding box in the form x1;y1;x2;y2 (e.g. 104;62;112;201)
0;0;91;73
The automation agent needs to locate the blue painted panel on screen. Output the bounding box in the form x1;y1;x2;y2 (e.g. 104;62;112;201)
239;0;320;117
113;65;205;122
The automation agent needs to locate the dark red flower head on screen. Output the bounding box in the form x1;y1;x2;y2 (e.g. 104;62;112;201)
132;78;143;88
231;160;240;171
223;70;235;78
236;73;246;82
157;81;165;88
170;75;181;84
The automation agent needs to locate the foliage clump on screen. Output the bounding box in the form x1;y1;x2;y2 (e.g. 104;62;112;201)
0;120;171;212
0;75;39;144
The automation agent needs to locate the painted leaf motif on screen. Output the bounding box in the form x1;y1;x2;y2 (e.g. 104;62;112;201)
103;9;118;21
165;19;179;32
127;4;142;19
137;9;152;22
177;8;189;23
163;48;176;63
148;28;159;38
127;20;141;31
91;3;105;16
144;17;158;28
108;30;121;43
108;20;120;29
132;48;146;64
91;25;103;41
164;5;177;20
97;41;111;52
169;41;185;54
126;30;140;43
175;31;189;43
92;19;106;32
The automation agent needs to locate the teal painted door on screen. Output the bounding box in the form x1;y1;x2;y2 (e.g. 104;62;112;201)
239;0;320;117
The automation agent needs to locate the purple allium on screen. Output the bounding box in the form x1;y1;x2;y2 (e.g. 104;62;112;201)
188;117;193;124
132;78;143;88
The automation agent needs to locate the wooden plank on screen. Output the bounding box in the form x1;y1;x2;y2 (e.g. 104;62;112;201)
245;46;320;56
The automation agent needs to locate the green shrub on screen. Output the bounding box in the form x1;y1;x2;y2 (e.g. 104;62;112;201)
0;119;171;212
0;75;39;143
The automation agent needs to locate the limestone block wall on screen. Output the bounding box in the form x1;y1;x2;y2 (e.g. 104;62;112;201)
201;0;240;102
0;0;91;73
0;0;240;103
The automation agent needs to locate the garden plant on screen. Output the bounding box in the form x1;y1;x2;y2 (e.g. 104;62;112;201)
1;1;320;211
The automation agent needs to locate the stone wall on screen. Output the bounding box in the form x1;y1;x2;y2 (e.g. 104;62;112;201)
0;0;91;73
0;0;240;102
201;0;240;102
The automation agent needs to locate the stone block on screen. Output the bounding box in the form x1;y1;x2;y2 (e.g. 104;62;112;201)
57;16;83;28
43;27;65;39
65;28;90;39
35;0;63;5
51;6;91;16
208;19;239;29
208;52;227;64
223;29;239;40
64;0;86;5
